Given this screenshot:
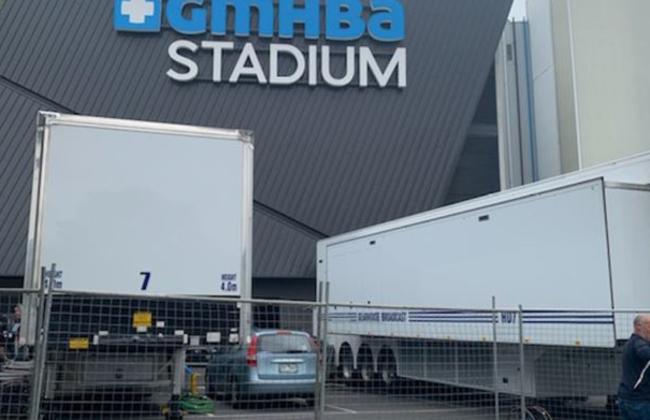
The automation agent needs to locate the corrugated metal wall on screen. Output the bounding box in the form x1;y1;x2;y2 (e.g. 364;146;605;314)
0;0;511;281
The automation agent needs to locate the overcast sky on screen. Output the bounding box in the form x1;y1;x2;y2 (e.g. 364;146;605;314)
509;0;527;20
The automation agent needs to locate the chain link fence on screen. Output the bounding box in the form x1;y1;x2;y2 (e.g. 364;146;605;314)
0;287;644;419
322;302;632;420
27;290;320;419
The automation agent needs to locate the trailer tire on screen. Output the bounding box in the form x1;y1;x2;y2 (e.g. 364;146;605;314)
357;348;374;387
339;344;355;383
378;350;398;392
326;346;337;380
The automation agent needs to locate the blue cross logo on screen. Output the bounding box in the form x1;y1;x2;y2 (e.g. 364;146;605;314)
113;0;162;32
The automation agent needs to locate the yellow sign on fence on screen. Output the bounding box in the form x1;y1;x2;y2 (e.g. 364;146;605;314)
133;311;153;328
68;337;90;350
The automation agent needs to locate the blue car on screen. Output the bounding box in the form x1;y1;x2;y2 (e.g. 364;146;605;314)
206;330;317;407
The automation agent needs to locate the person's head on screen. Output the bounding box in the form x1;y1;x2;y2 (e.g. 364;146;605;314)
634;314;650;340
13;305;21;321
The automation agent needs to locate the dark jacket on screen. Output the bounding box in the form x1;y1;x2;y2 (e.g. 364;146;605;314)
619;334;650;401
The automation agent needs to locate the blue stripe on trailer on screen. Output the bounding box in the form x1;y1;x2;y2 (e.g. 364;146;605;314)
523;320;614;325
523;315;613;319
409;319;494;323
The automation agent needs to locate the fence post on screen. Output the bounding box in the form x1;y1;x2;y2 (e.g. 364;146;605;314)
28;268;53;420
315;282;323;420
518;304;525;420
315;282;330;420
492;297;499;420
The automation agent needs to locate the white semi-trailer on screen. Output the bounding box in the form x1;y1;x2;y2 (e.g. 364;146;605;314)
317;152;650;401
23;111;254;343
20;112;254;418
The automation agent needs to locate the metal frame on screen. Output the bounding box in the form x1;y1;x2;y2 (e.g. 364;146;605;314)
238;129;255;340
495;21;538;190
603;182;650;344
22;113;51;346
24;113;49;292
37;112;252;142
600;181;618;342
605;181;650;192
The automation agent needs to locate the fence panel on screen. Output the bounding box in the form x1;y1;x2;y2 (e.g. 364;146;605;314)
322;304;639;420
8;290;645;420
516;309;624;420
34;292;319;419
493;308;525;420
323;303;500;420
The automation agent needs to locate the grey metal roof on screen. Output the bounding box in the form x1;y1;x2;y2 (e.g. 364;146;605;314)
0;0;511;278
253;205;319;278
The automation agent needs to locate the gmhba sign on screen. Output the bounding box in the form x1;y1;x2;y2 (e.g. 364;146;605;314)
114;0;407;88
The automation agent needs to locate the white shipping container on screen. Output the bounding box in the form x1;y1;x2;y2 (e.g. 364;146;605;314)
24;112;253;297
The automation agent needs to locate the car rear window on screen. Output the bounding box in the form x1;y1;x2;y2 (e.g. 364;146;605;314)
257;334;313;353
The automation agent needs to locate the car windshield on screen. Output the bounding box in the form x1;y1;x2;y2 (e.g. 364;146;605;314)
257;334;313;353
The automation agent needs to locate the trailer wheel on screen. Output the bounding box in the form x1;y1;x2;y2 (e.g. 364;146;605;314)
378;350;397;392
326;346;337;380
528;406;553;420
357;348;374;387
339;344;355;383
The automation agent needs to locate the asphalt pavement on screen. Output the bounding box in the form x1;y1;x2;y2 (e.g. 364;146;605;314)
188;386;499;420
186;385;618;420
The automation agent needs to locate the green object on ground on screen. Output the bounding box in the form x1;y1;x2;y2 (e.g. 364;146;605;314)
179;394;215;415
